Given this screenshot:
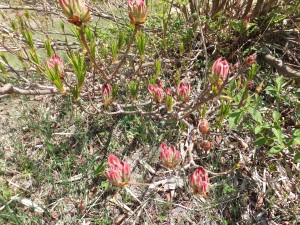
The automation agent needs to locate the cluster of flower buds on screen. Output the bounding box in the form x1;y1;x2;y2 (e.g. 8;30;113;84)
160;142;181;168
59;0;91;26
148;80;191;110
128;0;147;25
211;57;230;82
46;54;64;78
189;166;209;196
148;83;164;103
245;53;257;66
101;83;113;107
105;154;131;187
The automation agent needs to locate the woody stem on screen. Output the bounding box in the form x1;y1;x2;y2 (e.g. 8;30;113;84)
208;167;236;179
79;26;108;82
110;25;140;80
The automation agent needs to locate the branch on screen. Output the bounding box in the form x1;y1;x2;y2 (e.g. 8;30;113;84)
110;25;140;80
0;84;58;95
261;46;300;81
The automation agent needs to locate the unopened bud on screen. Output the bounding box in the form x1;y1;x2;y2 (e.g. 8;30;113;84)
200;140;212;152
128;0;147;25
198;119;210;135
59;0;91;26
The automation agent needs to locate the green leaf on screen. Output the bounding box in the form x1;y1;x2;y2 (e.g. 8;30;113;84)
265;86;277;96
254;125;263;134
295;88;300;98
228;110;244;129
275;76;284;92
269;146;284;156
288;137;300;146
228;80;236;95
247;107;263;124
254;136;266;146
292;129;300;138
272;128;283;145
272;111;281;124
294;152;300;163
94;163;106;176
247;63;260;80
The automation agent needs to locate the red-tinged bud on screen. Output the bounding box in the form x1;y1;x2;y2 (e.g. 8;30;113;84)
46;54;64;78
101;83;113;107
59;0;91;27
200;140;212;152
189;166;209;196
212;57;230;81
243;15;251;28
245;53;257;66
160;142;180;168
107;154;122;169
243;15;254;30
105;154;131;187
198;119;210;135
148;84;164;103
128;0;147;25
165;88;172;96
177;82;191;103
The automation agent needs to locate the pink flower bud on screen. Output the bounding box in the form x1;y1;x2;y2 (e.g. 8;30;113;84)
101;83;113;106
128;0;147;25
198;119;210;135
189;166;209;196
148;84;164;103
160;142;180;168
177;82;191;103
46;54;64;78
165;88;172;96
245;53;257;66
105;154;131;187
107;154;122;169
200;140;212;152
212;57;229;80
59;0;91;26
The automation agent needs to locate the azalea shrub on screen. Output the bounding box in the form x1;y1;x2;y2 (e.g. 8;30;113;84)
0;0;262;195
1;0;299;206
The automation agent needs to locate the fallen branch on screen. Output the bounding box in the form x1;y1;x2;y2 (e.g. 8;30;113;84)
0;83;58;95
261;46;300;81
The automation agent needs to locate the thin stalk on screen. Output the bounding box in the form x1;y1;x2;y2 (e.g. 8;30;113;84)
79;27;108;81
110;25;140;80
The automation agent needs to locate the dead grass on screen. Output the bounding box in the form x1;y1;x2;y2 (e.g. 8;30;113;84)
0;93;299;225
0;1;300;224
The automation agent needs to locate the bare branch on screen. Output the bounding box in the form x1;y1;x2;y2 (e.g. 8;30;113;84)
261;46;300;81
0;83;58;95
